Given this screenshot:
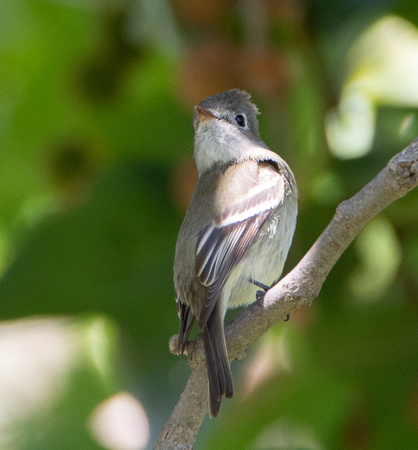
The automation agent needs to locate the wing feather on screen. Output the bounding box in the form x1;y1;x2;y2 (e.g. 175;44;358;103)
196;210;271;327
195;161;285;328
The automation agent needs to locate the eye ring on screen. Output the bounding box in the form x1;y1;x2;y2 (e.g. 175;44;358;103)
235;114;246;127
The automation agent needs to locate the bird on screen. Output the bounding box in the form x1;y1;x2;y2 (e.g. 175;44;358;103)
174;89;298;417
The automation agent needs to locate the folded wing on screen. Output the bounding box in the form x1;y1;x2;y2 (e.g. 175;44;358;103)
195;161;284;327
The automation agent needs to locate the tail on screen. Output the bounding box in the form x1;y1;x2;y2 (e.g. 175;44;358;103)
202;302;234;417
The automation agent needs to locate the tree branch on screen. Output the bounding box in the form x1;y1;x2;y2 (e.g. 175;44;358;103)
154;137;418;449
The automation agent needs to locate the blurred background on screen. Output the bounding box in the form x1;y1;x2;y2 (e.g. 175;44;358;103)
0;0;418;449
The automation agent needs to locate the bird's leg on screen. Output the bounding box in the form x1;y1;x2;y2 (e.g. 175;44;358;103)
249;278;290;321
249;278;270;302
249;278;270;292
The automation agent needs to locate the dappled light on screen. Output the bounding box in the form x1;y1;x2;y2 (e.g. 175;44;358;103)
89;392;150;450
0;316;122;448
326;16;418;158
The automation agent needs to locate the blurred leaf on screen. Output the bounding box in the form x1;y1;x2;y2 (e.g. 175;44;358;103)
326;15;418;158
346;16;418;106
0;315;131;450
349;217;402;302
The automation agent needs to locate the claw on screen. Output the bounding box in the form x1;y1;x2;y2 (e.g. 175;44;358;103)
256;290;266;302
250;277;271;303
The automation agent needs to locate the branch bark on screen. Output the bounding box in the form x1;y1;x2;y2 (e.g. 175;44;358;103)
155;137;418;449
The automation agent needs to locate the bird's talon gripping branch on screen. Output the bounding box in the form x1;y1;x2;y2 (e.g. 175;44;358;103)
256;289;266;302
251;278;271;304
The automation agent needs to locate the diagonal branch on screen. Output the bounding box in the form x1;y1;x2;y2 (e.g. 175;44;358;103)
155;137;418;449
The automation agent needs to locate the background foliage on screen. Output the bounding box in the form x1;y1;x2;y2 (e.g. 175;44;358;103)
0;1;418;449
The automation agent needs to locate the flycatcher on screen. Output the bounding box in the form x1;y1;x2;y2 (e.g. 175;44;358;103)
174;89;298;417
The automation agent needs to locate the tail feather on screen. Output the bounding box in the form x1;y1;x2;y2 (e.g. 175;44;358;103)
202;302;234;417
177;301;195;354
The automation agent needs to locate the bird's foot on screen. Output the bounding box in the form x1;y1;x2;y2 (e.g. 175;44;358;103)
249;278;270;303
250;278;290;322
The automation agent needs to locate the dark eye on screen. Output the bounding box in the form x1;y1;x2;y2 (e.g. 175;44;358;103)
235;114;246;127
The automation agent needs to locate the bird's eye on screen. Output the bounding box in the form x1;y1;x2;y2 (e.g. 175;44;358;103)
235;114;246;127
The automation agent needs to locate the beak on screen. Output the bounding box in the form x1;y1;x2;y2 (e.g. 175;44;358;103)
194;105;217;122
